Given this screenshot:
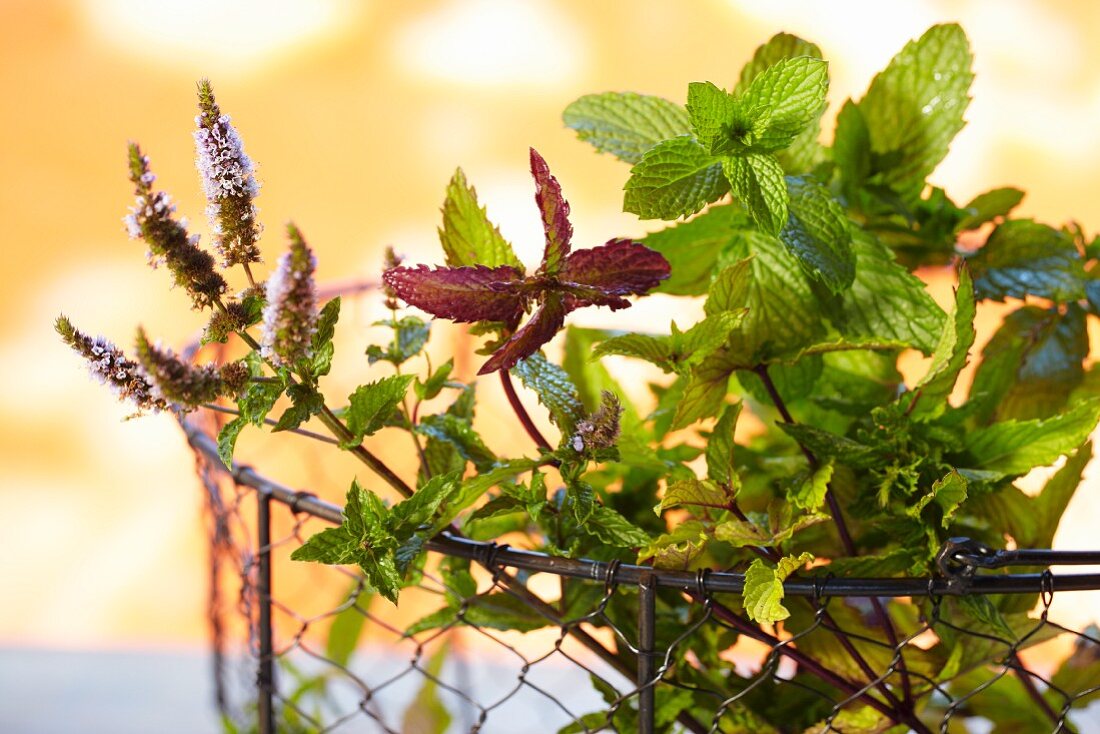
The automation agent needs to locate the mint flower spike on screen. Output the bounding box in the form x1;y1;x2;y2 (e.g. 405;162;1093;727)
55;315;169;414
124;143;227;310
134;327;244;410
383;148;671;375
194;79;263;268
260;223;318;367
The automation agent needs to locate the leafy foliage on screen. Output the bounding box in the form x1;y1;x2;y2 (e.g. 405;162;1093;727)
64;24;1100;734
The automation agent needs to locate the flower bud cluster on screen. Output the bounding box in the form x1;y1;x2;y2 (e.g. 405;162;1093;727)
55;316;168;414
260;224;318;367
571;391;623;453
124;143;227;310
133;328;245;409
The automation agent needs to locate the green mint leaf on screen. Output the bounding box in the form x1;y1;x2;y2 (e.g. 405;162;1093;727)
777;423;881;468
738;56;829;153
512;351;585;437
791;460;833;512
713;519;770;547
638;520;708;570
439;168;522;269
779;175;854;293
743;552;813;623
271;383;324;432
969;305;1087;423
591;312;742;374
705;401;742;487
715;231;825;359
857;24;974;193
238;379;284;426
580;505;650;548
968;220;1086;303
1031;441;1092;548
442;459;540;529
907;470;967;528
414;358;454;401
309;296;341;378
703;257;754;315
678;312;745;368
737;33;824;91
832;100;871;197
290;526;362;566
216;417;246;466
415;414;497;471
366;316;431;366
642;205;747;296
907;266;976;421
623;136;728;220
834;232;945;354
685;81;741;154
956;187;1025;231
390;471;463;538
656;478;730;514
670;350;736;430
961;398;1100;477
562;92;691;165
343;374;416;446
592;332;672;369
956;595;1015;642
567;478;596;523
723;153;787;235
461;591;551;632
736;27;828;169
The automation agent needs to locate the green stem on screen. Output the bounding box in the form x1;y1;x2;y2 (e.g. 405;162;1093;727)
223;300;414;499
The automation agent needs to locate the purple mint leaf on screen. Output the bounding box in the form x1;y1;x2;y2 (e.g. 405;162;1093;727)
383;264;526;325
478;293;567;374
559;238;671;299
530;148;573;277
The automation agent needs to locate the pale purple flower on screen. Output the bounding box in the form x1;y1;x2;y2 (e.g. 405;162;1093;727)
55;316;167;414
260;224;317;367
194;80;263;267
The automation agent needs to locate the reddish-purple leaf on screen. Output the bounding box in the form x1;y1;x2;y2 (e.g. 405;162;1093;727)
530;148;572;276
384;264;526;325
478;293;567;374
559;238;671;296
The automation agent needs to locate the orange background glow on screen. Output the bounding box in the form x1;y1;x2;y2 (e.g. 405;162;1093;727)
4;0;1100;657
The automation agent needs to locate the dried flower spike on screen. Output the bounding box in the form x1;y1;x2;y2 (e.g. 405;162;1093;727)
124;143;228;310
194;79;263;268
572;391;622;453
383;149;670;374
261;223;318;367
55;315;169;414
134;327;232;409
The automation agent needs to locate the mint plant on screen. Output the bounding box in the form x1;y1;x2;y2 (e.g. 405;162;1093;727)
59;23;1100;731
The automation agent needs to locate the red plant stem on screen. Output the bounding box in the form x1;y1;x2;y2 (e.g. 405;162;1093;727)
751;363;915;714
499;369;553;453
1007;651;1059;726
698;594;931;731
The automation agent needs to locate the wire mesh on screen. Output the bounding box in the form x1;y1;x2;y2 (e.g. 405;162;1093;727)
185;420;1100;734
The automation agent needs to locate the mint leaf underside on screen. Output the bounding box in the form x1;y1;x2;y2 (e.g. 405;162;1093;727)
563;92;691;165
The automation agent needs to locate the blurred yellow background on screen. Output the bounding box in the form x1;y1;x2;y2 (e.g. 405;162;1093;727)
4;0;1100;657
